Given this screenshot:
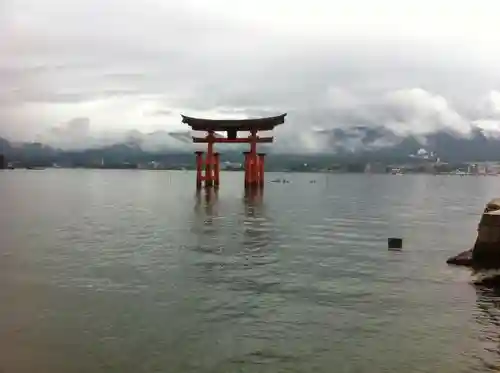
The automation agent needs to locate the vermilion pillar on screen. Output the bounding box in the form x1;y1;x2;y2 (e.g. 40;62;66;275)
249;130;258;188
249;155;258;187
253;154;260;187
213;152;220;188
243;151;250;187
195;151;204;189
258;153;266;186
205;132;215;187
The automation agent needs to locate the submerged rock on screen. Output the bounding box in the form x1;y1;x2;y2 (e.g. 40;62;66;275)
473;274;500;287
446;249;473;266
447;199;500;269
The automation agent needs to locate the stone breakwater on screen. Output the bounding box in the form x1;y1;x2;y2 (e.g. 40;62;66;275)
447;199;500;269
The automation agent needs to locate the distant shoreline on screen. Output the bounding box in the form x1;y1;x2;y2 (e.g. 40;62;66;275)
3;167;499;176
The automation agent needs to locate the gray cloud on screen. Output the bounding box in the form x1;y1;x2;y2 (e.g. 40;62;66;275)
148;109;174;117
2;0;500;152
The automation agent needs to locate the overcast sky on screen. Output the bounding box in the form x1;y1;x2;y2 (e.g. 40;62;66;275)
2;0;500;149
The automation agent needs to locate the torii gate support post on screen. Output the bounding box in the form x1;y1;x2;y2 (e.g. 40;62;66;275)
213;152;220;188
195;151;204;190
255;155;261;186
249;129;258;188
244;153;260;188
258;153;266;187
243;151;250;188
205;131;215;187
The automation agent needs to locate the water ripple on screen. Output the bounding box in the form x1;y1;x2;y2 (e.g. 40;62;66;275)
1;171;499;372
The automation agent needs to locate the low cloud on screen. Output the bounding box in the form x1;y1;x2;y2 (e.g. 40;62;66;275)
21;88;500;153
2;0;500;153
271;88;500;153
148;109;173;117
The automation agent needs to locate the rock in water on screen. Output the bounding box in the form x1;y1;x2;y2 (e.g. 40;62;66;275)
447;199;500;269
472;208;500;268
446;249;473;266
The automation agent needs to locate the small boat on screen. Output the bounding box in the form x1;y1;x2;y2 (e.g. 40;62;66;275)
26;166;46;170
271;178;290;183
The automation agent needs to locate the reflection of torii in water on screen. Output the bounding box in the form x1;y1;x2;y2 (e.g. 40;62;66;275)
241;188;275;253
193;188;219;226
243;187;263;214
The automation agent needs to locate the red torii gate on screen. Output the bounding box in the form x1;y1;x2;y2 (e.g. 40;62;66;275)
182;114;286;189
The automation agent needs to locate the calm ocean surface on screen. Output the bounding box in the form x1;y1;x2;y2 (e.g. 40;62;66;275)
1;170;500;372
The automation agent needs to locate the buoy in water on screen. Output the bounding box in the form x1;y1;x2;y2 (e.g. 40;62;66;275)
388;237;403;250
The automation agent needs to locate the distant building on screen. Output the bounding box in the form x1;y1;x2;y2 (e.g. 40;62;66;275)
138;161;161;170
220;161;242;170
0;154;5;169
390;167;403;175
487;163;500;175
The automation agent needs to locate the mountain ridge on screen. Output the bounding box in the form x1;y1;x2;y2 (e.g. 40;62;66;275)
3;125;500;165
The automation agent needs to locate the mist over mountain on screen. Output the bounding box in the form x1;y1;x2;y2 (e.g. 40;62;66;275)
31;117;194;152
305;124;500;162
3;87;500;163
4;121;500;166
2;85;500;158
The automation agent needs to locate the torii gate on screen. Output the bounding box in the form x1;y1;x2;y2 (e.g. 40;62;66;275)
182;114;286;189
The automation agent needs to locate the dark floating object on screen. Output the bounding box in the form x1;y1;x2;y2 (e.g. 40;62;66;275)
388;237;403;250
